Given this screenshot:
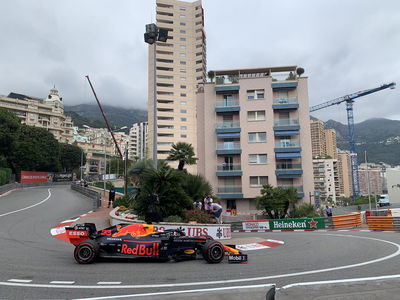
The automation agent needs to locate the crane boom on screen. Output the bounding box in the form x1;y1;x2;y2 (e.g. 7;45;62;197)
309;82;396;199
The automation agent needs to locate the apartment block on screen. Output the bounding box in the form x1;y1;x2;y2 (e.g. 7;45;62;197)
313;158;338;203
387;167;400;204
0;88;74;143
337;150;352;197
310;120;337;159
358;163;385;196
129;122;148;160
196;66;314;214
148;0;206;169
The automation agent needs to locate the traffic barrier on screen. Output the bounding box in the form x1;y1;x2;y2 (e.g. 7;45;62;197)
71;184;101;212
366;216;394;231
331;213;362;229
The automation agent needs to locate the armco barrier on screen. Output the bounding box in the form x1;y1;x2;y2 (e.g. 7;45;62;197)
367;216;395;231
70;184;101;212
331;213;362;229
0;181;72;195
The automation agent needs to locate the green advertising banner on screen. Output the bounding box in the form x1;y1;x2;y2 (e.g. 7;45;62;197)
269;218;325;230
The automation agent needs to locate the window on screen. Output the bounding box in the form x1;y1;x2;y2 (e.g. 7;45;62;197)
180;109;187;113
157;75;173;79
196;68;203;72
157;91;173;96
180;45;186;49
196;44;202;48
247;89;265;100
180;53;186;57
180;126;187;130
157;83;174;87
180;85;186;89
180;37;186;41
248;132;266;143
180;61;186;65
181;117;187;121
247;110;266;121
180;69;186;73
180;7;186;11
158;133;174;137
180;14;186;18
180;77;186;81
158;116;174;121
180;22;186;26
180;30;186;34
181;134;187;138
157;66;173;71
180;101;187;105
250;176;268;187
196;59;202;64
249;154;267;164
180;93;187;97
158;125;174;129
158;142;173;146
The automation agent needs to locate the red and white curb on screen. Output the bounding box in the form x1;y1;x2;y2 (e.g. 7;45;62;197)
235;239;284;251
50;211;92;243
233;229;400;233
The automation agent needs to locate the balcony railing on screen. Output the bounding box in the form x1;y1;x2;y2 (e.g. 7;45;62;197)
217;186;242;193
276;163;302;170
216;122;240;129
217;164;241;171
278;185;304;193
273;97;298;105
215;75;239;85
274;119;299;126
216;143;241;150
275;141;300;148
215;100;239;107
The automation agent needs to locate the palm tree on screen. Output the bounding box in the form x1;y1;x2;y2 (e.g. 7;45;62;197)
180;173;212;202
167;142;198;171
207;70;215;83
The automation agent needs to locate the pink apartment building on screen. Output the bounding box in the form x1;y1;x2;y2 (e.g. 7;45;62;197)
196;66;314;214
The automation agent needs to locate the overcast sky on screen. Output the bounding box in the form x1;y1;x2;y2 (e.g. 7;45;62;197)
1;0;399;123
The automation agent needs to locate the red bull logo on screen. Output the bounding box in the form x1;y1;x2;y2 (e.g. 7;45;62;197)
112;224;154;237
121;243;160;256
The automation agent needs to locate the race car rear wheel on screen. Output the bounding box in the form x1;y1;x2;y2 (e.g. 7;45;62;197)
74;240;99;264
202;240;224;263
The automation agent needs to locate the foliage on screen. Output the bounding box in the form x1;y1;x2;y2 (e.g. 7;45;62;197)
167;142;198;171
183;209;214;224
107;158;134;177
0;168;12;185
256;184;299;219
113;193;136;209
338;195;377;206
207;70;215;82
0;108;20;162
180;173;212;202
93;181;114;190
59;143;85;172
290;204;320;218
164;215;184;223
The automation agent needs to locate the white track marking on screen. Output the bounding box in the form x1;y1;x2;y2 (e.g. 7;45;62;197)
0;234;399;290
50;281;75;284
0;189;51;217
74;284;276;300
97;282;122;285
280;273;400;290
7;279;32;283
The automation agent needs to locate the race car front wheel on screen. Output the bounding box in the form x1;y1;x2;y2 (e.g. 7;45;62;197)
74;240;99;264
202;240;224;263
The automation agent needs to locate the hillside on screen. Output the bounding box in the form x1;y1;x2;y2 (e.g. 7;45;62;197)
65;104;147;129
323;118;400;166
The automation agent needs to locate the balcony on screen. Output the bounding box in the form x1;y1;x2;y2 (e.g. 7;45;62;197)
278;185;304;198
275;163;303;178
272;97;299;110
216;142;241;155
214;75;240;93
273;119;300;131
216;164;242;177
271;80;298;89
216;122;241;134
215;100;240;113
217;186;243;199
274;140;301;153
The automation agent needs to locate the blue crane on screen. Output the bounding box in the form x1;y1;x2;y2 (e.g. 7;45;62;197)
310;82;396;198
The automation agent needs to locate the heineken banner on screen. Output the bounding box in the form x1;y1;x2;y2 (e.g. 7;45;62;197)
269;218;325;230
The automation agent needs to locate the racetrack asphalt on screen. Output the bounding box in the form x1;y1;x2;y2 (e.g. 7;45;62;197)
2;186;400;299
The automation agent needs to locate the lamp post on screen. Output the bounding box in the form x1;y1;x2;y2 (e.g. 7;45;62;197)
365;150;372;211
144;23;169;169
80;148;84;181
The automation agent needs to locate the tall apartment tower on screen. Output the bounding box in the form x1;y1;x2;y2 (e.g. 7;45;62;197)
196;66;314;213
148;0;206;168
310;120;337;159
129;122;148;160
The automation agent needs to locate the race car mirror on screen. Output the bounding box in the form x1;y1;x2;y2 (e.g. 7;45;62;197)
228;254;248;263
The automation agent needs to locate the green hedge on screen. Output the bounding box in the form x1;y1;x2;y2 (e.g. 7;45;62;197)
0;168;12;185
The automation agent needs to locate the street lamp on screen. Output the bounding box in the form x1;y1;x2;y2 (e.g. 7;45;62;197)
144;23;169;169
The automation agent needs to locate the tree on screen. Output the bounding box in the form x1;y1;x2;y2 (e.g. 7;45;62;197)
167;142;198;171
180;173;212;202
207;70;215;83
256;184;299;219
0;108;21;164
60;143;85;172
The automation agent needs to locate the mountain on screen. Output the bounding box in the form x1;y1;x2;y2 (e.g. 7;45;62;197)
323;118;400;166
65;104;147;130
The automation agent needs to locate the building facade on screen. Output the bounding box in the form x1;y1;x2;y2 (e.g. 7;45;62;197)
358;163;385;196
129;122;148;160
313;158;338;203
337;150;352;197
148;0;206;169
196;66;314;214
0;88;74;143
387;167;400;204
310;120;337;159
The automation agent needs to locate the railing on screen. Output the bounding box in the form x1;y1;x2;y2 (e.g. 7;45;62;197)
218;186;242;193
275;141;300;148
273;97;298;105
215;100;240;107
215;75;239;85
216;143;241;150
216;122;240;129
217;164;241;171
274;119;299;126
276;163;302;170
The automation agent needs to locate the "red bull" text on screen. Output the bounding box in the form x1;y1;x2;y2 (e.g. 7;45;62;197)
121;243;160;256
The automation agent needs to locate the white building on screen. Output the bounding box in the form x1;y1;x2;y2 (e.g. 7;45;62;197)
313;158;338;203
129;122;148;160
387;167;400;204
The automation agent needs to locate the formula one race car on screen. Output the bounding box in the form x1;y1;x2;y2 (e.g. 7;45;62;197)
65;223;248;264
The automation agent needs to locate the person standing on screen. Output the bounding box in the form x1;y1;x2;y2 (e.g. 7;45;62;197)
211;201;223;224
325;205;333;217
203;194;213;214
108;187;116;208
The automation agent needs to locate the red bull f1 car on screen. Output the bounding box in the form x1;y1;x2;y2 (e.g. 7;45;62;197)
65;223;248;264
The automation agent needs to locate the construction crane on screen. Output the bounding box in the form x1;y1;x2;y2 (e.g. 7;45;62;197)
310;82;396;199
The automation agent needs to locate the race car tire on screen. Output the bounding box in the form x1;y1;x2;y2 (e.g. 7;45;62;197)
202;240;225;263
74;240;99;264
